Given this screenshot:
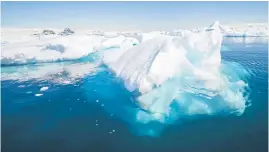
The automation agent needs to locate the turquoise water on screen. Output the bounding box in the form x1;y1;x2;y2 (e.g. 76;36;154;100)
1;37;268;152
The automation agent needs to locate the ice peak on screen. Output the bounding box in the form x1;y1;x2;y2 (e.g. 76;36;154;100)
207;21;226;32
211;21;220;27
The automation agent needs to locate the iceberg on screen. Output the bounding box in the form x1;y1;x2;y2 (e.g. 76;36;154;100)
106;23;249;122
109;24;223;94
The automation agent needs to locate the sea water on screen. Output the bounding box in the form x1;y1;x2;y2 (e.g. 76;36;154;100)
1;37;268;152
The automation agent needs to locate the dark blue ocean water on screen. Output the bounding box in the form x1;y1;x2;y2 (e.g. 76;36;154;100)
1;37;268;152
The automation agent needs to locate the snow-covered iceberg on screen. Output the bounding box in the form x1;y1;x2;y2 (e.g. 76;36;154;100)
106;23;249;122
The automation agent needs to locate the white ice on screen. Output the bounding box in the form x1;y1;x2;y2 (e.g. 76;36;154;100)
40;86;49;91
106;21;248;121
1;32;138;65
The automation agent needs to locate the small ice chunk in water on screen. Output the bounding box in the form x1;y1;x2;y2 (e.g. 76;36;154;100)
40;87;49;91
35;94;43;97
96;100;99;103
112;130;115;132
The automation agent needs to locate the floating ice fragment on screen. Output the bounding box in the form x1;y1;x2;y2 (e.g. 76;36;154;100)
40;86;49;91
35;94;43;97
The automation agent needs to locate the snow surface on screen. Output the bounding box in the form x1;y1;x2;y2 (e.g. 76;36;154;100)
1;33;138;65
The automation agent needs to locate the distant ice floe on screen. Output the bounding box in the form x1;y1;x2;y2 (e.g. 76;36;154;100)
35;94;43;97
169;22;268;37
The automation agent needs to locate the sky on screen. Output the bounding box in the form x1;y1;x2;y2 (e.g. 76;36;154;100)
1;1;268;31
